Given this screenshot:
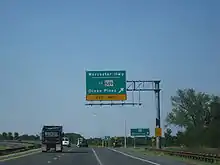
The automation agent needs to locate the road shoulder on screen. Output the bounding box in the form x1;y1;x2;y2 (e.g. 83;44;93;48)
110;147;194;165
0;149;41;162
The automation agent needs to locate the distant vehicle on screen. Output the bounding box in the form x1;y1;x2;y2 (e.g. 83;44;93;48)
62;137;71;147
76;138;88;147
41;125;64;152
113;138;122;148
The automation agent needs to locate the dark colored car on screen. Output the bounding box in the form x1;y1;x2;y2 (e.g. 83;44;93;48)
79;140;88;147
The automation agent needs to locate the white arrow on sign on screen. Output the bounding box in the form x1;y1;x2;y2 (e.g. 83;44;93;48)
118;88;124;93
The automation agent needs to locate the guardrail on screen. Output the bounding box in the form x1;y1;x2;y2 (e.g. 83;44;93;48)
0;141;41;156
145;147;220;163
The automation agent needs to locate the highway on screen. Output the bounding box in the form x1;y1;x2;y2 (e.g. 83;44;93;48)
1;147;191;165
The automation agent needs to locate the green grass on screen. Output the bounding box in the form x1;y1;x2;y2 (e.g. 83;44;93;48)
126;147;220;165
0;146;9;151
163;147;220;155
21;140;40;144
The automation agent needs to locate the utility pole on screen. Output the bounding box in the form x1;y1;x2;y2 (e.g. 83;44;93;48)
155;81;161;149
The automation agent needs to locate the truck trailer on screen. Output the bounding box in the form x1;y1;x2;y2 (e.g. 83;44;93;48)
41;125;64;152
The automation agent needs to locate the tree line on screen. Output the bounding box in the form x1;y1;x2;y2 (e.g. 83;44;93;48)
0;132;40;141
0;132;83;144
165;88;220;148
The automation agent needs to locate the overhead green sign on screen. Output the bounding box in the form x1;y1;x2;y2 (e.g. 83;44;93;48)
130;128;150;137
86;70;127;101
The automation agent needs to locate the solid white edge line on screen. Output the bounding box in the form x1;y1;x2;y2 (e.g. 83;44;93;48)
92;148;103;165
108;148;161;165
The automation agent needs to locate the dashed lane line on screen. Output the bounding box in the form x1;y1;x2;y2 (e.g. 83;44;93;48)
92;148;103;165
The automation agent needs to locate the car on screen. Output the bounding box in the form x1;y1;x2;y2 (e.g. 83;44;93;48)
62;137;71;147
80;142;88;147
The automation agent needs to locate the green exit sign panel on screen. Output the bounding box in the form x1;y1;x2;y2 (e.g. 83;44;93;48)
130;128;150;137
86;70;127;101
105;136;110;140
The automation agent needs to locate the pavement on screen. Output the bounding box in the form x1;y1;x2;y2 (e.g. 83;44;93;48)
0;146;194;165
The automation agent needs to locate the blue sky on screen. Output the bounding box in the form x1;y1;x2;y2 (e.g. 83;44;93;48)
0;0;219;138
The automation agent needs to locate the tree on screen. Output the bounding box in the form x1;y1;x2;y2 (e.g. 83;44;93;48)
2;132;7;140
19;134;29;140
0;133;3;140
64;133;84;144
14;132;19;140
166;88;220;148
204;96;220;147
8;132;13;140
175;131;184;146
166;88;210;129
164;128;173;147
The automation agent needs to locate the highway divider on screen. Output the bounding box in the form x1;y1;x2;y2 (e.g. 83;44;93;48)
145;147;220;163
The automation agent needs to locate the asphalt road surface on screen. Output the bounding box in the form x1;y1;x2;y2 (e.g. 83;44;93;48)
1;147;191;165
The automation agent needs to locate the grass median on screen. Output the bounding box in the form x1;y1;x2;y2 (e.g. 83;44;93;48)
125;147;220;165
0;146;8;151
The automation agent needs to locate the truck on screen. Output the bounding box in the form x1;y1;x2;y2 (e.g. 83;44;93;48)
41;125;64;152
112;138;122;148
76;137;88;147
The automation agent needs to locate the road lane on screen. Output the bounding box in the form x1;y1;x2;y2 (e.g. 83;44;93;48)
2;147;99;165
61;147;99;165
94;147;159;165
1;147;192;165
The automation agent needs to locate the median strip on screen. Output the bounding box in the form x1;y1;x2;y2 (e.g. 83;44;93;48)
0;148;41;162
0;141;42;161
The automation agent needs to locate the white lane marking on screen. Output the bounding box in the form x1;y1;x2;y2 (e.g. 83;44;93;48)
109;148;160;165
48;161;51;163
53;157;57;160
92;148;103;165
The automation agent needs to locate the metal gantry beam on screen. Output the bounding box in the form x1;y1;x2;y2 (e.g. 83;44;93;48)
126;80;161;92
85;102;142;106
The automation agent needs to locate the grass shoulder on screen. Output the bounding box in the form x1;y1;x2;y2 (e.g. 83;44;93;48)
126;147;220;165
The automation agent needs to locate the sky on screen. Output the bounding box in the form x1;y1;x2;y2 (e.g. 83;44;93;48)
0;0;219;138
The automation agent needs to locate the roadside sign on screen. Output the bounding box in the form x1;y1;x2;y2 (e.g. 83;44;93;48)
105;136;110;140
86;70;127;101
130;128;150;137
155;128;162;137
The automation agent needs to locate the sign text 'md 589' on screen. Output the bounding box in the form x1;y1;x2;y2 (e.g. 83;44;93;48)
86;70;127;101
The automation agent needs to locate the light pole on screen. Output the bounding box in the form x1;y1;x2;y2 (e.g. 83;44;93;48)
92;112;104;146
124;119;127;148
92;112;98;138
